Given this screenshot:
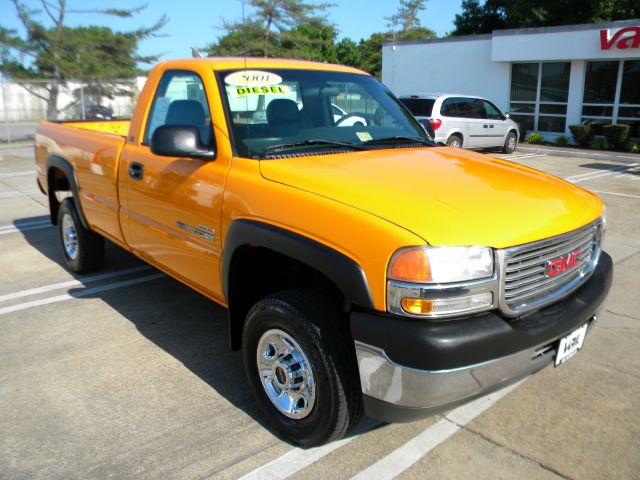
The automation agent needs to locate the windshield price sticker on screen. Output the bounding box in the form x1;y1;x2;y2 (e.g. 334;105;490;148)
225;70;283;87
231;85;290;97
356;131;373;142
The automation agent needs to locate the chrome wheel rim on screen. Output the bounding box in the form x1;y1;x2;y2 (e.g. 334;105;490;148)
256;329;316;419
508;135;516;151
62;213;78;260
450;137;461;147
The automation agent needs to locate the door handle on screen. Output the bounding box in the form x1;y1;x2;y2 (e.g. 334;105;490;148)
489;124;494;128
483;124;488;128
129;162;144;180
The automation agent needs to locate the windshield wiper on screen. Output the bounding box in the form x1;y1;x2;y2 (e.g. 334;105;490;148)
263;139;365;153
361;136;432;147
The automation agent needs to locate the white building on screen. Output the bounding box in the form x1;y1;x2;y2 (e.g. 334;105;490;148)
382;19;640;140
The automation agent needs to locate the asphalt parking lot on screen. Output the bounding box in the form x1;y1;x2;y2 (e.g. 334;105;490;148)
1;145;639;480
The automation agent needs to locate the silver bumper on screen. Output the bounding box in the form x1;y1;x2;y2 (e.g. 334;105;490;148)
355;337;561;410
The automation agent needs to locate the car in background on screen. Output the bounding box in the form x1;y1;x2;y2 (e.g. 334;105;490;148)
251;103;367;127
399;94;519;153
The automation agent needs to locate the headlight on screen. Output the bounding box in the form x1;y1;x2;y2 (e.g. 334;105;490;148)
388;246;494;283
387;246;496;318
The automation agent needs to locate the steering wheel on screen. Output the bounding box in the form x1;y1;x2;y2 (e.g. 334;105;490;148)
335;113;368;127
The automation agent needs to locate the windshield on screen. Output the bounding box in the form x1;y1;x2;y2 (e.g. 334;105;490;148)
216;68;433;158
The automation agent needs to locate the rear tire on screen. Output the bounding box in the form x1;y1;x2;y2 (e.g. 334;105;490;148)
502;131;517;153
242;289;363;447
57;197;105;273
446;134;462;148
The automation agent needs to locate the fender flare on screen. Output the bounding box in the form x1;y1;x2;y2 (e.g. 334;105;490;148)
222;219;374;309
46;155;89;228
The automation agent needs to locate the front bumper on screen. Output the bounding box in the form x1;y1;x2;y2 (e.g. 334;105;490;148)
351;251;613;423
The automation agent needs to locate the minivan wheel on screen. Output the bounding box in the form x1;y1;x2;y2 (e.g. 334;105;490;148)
502;131;517;153
446;134;462;148
242;289;363;447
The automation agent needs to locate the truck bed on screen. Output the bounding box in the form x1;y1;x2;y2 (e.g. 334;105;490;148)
35;120;130;244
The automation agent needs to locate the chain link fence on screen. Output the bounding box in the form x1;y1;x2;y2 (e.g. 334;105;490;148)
0;73;146;144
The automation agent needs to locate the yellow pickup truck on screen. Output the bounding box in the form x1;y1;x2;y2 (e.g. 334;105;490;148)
35;58;612;447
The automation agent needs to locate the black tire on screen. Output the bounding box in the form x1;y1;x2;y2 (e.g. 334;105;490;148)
242;289;363;447
57;197;105;273
502;131;518;153
446;134;462;148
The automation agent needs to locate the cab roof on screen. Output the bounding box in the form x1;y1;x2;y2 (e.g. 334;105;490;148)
158;57;370;75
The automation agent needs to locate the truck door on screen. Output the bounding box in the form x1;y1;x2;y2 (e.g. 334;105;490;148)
119;69;229;302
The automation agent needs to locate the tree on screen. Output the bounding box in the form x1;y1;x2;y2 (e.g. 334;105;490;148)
452;0;639;36
336;38;361;69
452;0;505;36
356;32;388;79
387;0;426;33
0;0;167;119
386;0;436;41
208;0;334;59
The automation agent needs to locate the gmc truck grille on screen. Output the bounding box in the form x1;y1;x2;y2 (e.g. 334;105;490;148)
500;218;603;316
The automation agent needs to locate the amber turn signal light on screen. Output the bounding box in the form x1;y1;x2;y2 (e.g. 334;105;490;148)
388;248;431;282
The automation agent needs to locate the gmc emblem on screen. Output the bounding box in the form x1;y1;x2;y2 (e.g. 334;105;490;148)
547;249;581;277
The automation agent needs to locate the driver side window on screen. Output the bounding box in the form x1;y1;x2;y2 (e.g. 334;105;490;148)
144;70;213;146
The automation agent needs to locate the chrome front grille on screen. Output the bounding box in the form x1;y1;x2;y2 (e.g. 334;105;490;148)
500;218;603;316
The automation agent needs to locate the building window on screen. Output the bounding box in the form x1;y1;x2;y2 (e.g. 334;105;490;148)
581;60;640;138
619;60;640;138
581;61;619;135
510;62;569;134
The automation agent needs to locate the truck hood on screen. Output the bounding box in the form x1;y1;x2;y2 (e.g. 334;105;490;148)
259;147;603;248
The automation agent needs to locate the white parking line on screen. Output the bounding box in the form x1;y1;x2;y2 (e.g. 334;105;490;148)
0;219;51;235
0;170;35;178
591;190;640;199
0;265;151;303
239;382;523;480
505;153;546;161
565;163;638;183
0;189;41;199
0;272;165;316
237;418;380;480
350;381;523;480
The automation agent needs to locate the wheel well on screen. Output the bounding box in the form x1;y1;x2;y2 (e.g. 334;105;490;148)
448;132;463;145
227;245;345;350
47;167;71;225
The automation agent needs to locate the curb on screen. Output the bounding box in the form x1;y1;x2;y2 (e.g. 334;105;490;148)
516;145;640;163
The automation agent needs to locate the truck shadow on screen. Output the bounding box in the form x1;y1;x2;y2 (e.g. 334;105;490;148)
16;215;379;445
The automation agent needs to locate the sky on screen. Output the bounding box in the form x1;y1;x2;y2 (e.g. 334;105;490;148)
1;0;464;63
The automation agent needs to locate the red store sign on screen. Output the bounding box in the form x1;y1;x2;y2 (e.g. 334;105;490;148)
600;26;640;50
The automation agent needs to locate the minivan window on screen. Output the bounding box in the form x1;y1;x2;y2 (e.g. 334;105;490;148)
483;101;503;120
441;97;485;119
399;98;435;117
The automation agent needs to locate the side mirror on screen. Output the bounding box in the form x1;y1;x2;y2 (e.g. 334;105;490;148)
150;125;215;160
504;112;510;119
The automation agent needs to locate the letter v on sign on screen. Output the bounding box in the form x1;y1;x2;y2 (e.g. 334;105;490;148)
600;26;640;50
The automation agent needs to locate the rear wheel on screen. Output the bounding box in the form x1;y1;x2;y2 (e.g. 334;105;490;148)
502;131;517;153
57;198;105;273
446;134;462;148
242;290;363;447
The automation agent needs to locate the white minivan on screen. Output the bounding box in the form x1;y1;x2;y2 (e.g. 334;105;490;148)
399;93;520;153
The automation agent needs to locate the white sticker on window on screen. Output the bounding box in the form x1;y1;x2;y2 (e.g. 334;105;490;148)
356;131;373;142
225;70;283;87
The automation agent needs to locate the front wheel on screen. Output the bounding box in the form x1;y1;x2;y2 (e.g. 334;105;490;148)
242;290;363;447
57;197;105;273
502;131;517;153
